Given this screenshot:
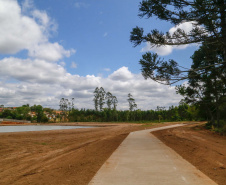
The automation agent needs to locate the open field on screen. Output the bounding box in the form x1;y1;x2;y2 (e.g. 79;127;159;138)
0;122;145;185
0;122;225;184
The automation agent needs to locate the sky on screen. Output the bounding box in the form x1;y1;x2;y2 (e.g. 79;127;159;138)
0;0;199;110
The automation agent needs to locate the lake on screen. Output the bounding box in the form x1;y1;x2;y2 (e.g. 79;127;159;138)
0;125;94;133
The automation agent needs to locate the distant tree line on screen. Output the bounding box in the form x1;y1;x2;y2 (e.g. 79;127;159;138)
0;104;51;123
1;102;223;124
59;87;207;123
67;103;206;122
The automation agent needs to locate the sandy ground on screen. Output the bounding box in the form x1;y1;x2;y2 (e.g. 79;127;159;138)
0;122;145;185
153;123;226;185
0;122;225;185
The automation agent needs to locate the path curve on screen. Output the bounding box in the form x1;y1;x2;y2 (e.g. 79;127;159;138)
89;124;217;185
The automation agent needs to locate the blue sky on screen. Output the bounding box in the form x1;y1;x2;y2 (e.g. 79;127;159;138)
0;0;198;110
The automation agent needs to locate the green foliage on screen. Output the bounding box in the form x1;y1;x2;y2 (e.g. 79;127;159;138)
177;42;226;127
59;98;74;121
1;109;13;118
128;93;137;111
221;124;226;135
36;105;44;123
130;0;226;84
139;52;181;84
67;104;201;123
206;120;226;135
0;104;50;123
41;115;49;123
205;122;212;130
93;87;118;111
43;108;54;114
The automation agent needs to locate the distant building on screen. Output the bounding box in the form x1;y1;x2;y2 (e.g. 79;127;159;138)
4;107;17;110
28;112;36;118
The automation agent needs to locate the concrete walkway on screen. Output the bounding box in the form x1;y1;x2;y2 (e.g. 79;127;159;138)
89;124;217;185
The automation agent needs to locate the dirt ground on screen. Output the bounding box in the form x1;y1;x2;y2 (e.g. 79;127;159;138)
0;122;145;185
0;122;225;185
153;123;226;185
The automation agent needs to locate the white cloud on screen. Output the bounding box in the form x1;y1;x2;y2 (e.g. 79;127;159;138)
28;42;76;62
0;0;43;54
21;0;34;12
32;9;58;35
71;61;77;69
32;10;50;28
74;2;89;8
109;67;133;81
0;57;67;84
0;86;16;98
169;21;195;35
103;68;111;72
141;21;198;56
0;0;74;61
0;60;182;110
60;61;66;66
141;43;173;56
0;1;182;110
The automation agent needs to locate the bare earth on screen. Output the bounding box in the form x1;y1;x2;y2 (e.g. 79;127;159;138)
153;123;226;185
0;123;144;185
0;122;225;185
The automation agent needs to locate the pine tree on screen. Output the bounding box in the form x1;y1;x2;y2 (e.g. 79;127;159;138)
176;42;226;127
130;0;226;84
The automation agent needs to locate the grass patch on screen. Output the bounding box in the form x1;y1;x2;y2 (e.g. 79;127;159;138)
205;121;226;135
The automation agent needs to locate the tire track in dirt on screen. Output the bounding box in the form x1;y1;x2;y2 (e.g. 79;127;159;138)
0;124;141;185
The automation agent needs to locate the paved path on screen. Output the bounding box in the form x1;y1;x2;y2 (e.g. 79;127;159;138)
89;124;217;185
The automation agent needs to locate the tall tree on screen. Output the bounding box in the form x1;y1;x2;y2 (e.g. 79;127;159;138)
176;43;226;127
105;92;118;110
112;96;118;110
71;98;75;110
59;98;68;112
127;93;137;111
59;98;69;121
93;87;106;111
99;87;106;111
130;0;226;84
106;92;113;109
36;105;44;123
93;87;100;111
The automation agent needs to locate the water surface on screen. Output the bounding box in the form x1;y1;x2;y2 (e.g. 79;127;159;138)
0;125;94;133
